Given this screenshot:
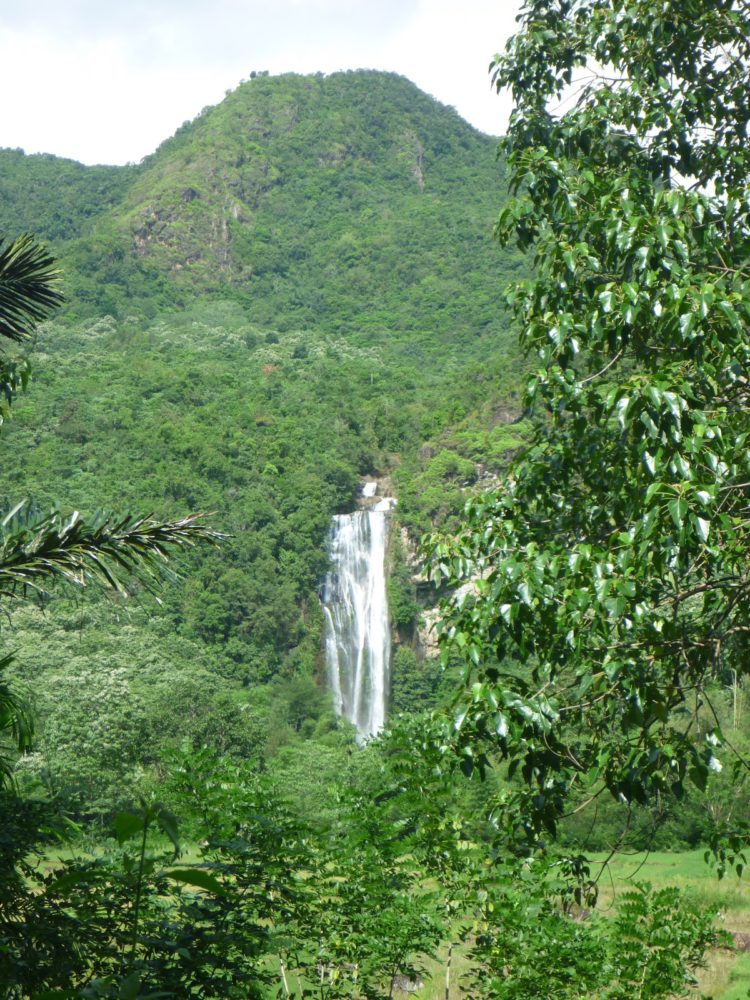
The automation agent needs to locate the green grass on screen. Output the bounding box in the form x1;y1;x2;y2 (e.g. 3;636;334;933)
593;849;750;915
719;952;750;999
592;851;750;998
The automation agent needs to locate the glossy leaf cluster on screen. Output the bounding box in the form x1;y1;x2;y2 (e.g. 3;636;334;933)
429;0;750;852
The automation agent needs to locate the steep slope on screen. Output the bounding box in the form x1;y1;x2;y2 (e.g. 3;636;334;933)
36;72;523;342
117;72;508;326
0;71;527;808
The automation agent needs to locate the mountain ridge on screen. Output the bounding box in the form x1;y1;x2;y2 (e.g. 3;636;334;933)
0;71;519;338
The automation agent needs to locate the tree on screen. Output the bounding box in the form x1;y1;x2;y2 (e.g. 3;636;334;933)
0;238;221;994
428;1;750;863
0;233;215;779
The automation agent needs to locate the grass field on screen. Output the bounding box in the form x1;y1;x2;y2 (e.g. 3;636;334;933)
406;851;750;999
593;851;750;999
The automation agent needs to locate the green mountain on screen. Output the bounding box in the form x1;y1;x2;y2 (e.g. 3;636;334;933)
2;71;524;334
0;70;526;811
0;148;134;244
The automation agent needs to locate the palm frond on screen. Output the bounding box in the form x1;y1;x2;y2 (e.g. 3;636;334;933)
0;234;63;346
0;652;33;786
0;503;221;600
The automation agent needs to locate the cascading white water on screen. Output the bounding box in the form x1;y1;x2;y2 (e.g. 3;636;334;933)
323;482;395;741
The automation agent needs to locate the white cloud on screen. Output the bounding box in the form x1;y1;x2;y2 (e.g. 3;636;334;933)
374;1;519;135
1;28;223;164
0;0;520;165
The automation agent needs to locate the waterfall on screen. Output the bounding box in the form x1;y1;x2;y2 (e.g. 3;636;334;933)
323;482;395;740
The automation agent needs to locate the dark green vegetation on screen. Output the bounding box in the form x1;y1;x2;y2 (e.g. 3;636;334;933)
0;72;527;821
2;25;750;996
431;0;750;864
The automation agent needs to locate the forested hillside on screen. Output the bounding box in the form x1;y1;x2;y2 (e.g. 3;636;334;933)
1;71;526;333
4;27;746;993
0;70;526;818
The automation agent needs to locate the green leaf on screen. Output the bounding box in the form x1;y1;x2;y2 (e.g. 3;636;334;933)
493;712;509;738
668;499;687;530
155;805;180;853
640;412;659;438
165;867;230;895
114;811;144;845
118;973;142;1000
693;516;710;543
679;312;696;337
0;235;63;343
45;870;93;895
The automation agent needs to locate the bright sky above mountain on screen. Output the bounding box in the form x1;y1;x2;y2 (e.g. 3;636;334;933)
0;1;520;166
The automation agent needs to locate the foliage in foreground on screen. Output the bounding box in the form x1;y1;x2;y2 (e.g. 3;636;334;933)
0;735;726;1000
428;0;750;868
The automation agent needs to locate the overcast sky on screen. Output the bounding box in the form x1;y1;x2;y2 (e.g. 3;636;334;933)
0;1;522;166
